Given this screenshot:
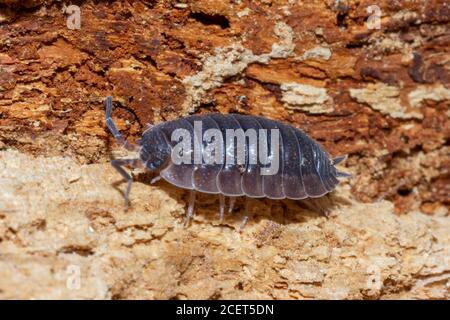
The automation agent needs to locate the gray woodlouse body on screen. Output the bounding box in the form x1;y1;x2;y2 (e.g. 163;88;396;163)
105;96;351;225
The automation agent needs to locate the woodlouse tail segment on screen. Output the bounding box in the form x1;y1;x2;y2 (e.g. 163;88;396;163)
105;96;138;152
332;155;347;165
332;155;352;179
336;171;352;179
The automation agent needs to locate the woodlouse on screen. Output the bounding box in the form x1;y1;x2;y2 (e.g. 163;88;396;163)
105;96;350;226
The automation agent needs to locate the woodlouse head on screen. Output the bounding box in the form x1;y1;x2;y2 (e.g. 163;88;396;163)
139;128;171;171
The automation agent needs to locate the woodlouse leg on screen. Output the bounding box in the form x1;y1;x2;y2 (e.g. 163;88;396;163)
111;159;138;210
239;199;250;231
317;196;332;218
105;96;137;152
228;197;236;213
301;198;331;218
150;175;161;184
219;194;225;223
184;190;196;226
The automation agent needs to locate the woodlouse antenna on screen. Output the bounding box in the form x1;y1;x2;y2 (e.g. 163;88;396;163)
105;96;138;152
105;96;141;210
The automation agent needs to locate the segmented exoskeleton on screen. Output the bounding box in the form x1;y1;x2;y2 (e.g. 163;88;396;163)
105;96;350;226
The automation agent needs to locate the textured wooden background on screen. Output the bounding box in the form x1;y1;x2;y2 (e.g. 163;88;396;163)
0;0;449;299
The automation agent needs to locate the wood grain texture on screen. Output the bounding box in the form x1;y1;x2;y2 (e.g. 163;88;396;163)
0;0;448;299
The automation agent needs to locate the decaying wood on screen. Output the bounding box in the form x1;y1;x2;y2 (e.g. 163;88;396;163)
0;0;448;299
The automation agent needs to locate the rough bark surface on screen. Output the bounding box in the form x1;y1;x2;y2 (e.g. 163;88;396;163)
0;0;449;299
